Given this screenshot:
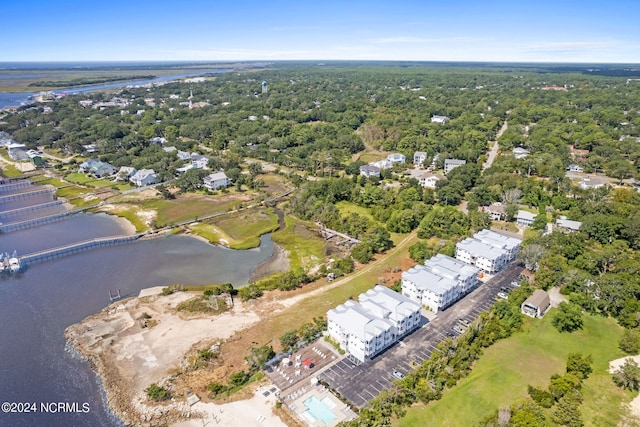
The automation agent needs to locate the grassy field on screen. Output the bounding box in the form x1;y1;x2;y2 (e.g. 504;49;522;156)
222;231;419;359
139;196;246;227
189;207;279;249
0;163;23;178
335;200;377;221
64;172;132;189
398;312;630;427
271;216;327;271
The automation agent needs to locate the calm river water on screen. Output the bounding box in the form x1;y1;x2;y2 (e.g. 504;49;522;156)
0;213;274;426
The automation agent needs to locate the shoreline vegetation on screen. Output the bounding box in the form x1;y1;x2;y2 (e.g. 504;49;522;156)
27;75;157;88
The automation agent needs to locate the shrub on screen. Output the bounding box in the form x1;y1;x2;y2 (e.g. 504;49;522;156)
145;383;170;401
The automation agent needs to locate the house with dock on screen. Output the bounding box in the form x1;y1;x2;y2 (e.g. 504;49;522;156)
130;169;157;187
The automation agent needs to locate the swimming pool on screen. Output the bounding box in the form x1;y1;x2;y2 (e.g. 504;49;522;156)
303;395;337;425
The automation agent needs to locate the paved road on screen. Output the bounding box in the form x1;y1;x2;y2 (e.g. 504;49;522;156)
318;262;524;408
483;120;508;171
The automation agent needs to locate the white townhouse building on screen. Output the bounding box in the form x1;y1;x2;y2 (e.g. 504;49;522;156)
401;254;481;312
473;229;521;261
129;169;158;187
359;285;422;337
402;266;460;313
327;285;421;363
455;237;510;275
424;254;481;294
203;171;231;190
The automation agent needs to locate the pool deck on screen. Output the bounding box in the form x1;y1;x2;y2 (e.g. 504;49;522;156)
285;385;356;427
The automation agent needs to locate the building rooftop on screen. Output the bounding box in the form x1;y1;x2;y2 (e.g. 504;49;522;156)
474;229;521;251
425;254;480;282
403;266;458;295
457;238;506;261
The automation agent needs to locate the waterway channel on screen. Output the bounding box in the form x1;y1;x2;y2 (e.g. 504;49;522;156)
0;210;275;426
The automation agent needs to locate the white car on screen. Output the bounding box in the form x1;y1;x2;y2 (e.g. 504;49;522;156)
497;292;509;300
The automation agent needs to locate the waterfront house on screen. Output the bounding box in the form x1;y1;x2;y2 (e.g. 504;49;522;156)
116;166;137;181
203;171;231;190
130;169;158;187
79;158;116;178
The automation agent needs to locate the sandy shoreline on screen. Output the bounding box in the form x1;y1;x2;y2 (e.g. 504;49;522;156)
65;291;274;426
250;243;290;282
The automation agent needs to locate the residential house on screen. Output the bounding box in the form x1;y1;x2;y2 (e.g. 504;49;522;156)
191;154;210;169
513;147;530;159
176;150;191;161
415;171;445;189
579;177;607;190
566;164;583;172
327;285;420;363
483;203;506;221
175;164;194;175
370;159;392;170
521;290;550;318
444;159;466;174
387;153;406;164
7;143;28;161
413;151;427;167
359;165;381;178
82;144;97;154
27;150;44;166
129;169;158;187
431;115;449;124
78;158;116;178
455;237;510;274
516;210;537;227
203;171;231;190
116;166;137;181
555;218;582;233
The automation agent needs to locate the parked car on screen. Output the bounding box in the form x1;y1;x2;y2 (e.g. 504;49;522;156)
446;332;457;339
393;370;405;379
453;325;464;335
511;280;521;287
500;287;511;293
497;292;509;300
458;318;470;327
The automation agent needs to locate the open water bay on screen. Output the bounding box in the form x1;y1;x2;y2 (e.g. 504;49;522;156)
0;213;274;426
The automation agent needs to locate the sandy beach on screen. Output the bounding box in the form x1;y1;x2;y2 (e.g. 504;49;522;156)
65;290;270;426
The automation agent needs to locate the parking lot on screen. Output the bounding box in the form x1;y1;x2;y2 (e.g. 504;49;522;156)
318;262;524;408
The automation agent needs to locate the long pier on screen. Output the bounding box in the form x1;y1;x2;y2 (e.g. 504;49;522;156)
0;200;64;220
0;203;100;233
20;233;145;266
0;180;32;194
0;187;55;204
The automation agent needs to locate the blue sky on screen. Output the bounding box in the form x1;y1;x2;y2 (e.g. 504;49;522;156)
2;0;639;63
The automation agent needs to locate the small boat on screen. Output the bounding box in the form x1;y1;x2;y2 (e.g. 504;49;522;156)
9;256;20;273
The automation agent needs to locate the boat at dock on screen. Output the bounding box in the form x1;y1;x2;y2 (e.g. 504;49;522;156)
1;251;20;273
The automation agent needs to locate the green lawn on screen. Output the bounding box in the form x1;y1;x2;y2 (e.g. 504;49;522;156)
399;313;630;427
335;200;376;221
0;163;23;178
